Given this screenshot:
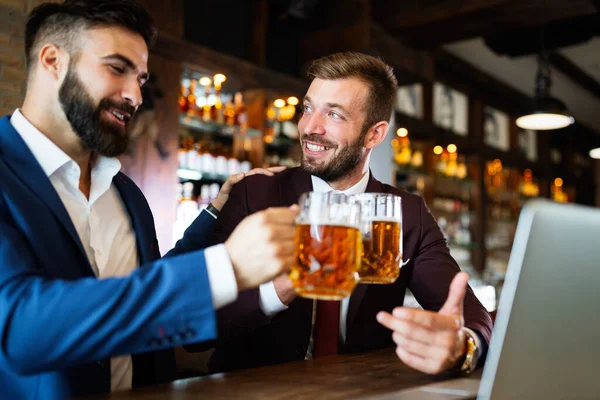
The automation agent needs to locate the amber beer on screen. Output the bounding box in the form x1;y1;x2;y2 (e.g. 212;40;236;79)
360;219;402;284
290;223;362;300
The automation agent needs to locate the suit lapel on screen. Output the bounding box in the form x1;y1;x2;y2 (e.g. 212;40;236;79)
278;167;313;207
0;116;94;276
112;173;155;265
347;173;385;330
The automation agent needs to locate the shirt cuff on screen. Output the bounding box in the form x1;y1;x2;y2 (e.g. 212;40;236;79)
463;327;483;365
258;280;288;317
204;244;238;310
204;208;218;219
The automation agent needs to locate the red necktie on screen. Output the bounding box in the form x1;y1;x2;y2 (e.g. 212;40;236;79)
312;300;340;358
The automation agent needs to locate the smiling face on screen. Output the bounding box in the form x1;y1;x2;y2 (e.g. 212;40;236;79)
58;26;149;157
298;77;371;183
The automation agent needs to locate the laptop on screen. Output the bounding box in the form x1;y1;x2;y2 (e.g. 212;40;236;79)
477;199;600;399
388;199;600;400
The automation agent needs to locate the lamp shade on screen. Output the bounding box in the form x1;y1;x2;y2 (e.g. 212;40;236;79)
517;53;575;131
589;148;600;160
516;96;574;130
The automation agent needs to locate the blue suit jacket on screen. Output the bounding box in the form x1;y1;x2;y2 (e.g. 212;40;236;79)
0;115;219;399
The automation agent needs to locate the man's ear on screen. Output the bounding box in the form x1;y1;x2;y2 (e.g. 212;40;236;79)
38;44;69;81
363;121;389;149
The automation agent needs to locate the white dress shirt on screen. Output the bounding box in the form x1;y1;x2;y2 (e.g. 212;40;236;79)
10;110;238;392
258;170;371;342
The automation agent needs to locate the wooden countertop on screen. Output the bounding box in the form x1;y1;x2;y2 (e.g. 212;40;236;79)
92;348;481;399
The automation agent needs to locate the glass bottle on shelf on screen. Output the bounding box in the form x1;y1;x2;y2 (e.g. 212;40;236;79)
444;152;458;177
173;182;199;246
213;73;227;124
214;90;224;124
224;95;236;126
228;154;241;175
178;137;193;169
198;184;211;210
201;143;216;175
234;92;248;132
179;79;189;113
240;160;252;173
187;79;198;117
200;77;212;122
215;144;229;176
436;152;448;175
456;155;468;180
194;141;206;173
209;183;220;204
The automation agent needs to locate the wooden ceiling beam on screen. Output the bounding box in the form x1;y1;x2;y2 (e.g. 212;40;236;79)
548;53;600;102
374;0;514;32
375;0;597;48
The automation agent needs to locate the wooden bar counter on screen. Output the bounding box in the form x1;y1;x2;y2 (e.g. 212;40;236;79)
91;349;482;399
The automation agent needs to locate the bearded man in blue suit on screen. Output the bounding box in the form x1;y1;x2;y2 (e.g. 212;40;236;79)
0;1;298;398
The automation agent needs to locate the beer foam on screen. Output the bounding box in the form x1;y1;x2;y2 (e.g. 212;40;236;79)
296;221;361;229
363;216;402;223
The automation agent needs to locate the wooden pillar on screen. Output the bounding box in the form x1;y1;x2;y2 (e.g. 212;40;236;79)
119;55;182;254
250;0;268;67
470;99;485;273
136;0;184;39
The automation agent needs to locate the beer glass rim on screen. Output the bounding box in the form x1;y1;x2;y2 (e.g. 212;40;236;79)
297;191;362;228
350;192;402;202
298;191;349;201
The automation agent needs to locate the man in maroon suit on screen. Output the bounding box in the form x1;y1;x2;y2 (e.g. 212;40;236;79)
201;52;493;376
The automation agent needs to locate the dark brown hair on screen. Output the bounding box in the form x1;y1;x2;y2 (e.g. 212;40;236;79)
307;52;398;130
25;0;156;70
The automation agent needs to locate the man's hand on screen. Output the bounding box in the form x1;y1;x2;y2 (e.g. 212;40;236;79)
212;166;287;211
273;273;296;305
225;206;298;292
376;272;470;375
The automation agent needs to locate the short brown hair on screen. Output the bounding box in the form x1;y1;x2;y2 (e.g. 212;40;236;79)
307;52;398;131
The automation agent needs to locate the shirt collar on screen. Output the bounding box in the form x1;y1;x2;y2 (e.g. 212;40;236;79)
310;170;370;195
10;109;71;177
10;109;122;202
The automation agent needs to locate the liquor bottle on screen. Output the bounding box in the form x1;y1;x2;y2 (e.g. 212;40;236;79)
186;79;198;117
456;155;468;180
186;140;198;172
224;95;235;126
200;77;212;122
173;182;199;245
178;137;193;169
208;90;218;122
234;92;248;132
213;73;227;124
445;152;458;177
178;79;189;113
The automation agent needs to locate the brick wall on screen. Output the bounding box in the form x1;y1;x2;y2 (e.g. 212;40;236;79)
0;0;58;117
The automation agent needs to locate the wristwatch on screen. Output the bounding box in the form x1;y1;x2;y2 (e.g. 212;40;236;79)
459;329;478;374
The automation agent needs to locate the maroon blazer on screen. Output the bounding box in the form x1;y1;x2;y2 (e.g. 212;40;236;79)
202;167;493;372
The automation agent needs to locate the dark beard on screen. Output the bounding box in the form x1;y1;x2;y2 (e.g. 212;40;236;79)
58;67;135;157
300;131;365;183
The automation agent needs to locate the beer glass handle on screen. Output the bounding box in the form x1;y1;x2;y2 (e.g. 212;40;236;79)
401;258;410;267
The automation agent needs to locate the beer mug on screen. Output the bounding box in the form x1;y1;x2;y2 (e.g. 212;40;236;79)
290;192;362;300
352;193;402;284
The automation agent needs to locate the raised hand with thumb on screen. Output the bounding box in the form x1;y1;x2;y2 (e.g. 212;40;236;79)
376;272;470;374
